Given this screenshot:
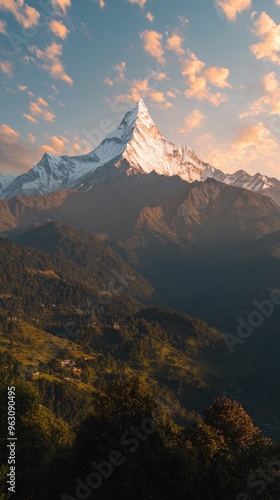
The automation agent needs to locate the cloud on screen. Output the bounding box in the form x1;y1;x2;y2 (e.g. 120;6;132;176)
113;76;172;110
104;62;126;87
204;67;231;88
178;15;189;27
263;72;278;93
28;42;73;84
0;60;13;77
104;77;114;86
263;71;280;112
41;135;65;154
23;113;38;123
114;61;126;81
239;96;269;119
148;70;169;81
0;126;90;174
146;12;154;22
28;133;35;143
0;124;19;143
216;0;251;22
200;121;278;175
99;0;105;7
51;0;71;14
0;0;40;28
128;0;147;7
234;122;274;149
184;82;228;106
148;89;166;103
140;30;166;65
180;51;205;77
49;19;69;39
250;12;280;65
41;134;89;156
0;124;41;174
25;97;56;123
0;19;7;34
18;84;27;91
181;51;231;105
119;77;149;102
80;22;93;39
240;72;280;118
178;109;205;134
166;33;185;56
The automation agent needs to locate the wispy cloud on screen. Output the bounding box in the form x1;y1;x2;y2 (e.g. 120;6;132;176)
0;123;19;143
0;19;7;34
18;84;27;91
24;97;56;123
28;42;73;85
140;30;166;65
0;123;41;174
177;109;205;135
49;19;69;39
113;76;171;108
128;0;147;7
239;71;280;118
0;60;14;77
104;77;114;86
178;15;189;27
51;0;71;15
0;0;40;28
23;113;38;123
28;133;35;143
104;62;126;87
41;134;89;156
146;12;154;22
114;61;126;81
200;121;278;175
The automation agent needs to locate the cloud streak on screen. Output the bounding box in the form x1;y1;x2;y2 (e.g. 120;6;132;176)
28;42;73;85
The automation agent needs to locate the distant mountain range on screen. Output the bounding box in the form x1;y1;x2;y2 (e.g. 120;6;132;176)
1;99;280;204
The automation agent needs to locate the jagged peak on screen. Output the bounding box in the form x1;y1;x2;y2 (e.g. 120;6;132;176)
136;98;149;112
119;98;156;130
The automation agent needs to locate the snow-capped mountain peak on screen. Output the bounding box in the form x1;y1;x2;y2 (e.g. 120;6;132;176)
1;99;280;203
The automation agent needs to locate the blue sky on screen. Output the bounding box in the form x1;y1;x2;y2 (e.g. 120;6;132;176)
1;0;280;178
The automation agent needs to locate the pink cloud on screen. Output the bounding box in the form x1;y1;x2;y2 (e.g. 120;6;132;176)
140;30;166;65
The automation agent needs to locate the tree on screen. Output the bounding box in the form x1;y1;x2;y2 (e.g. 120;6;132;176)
203;396;261;449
